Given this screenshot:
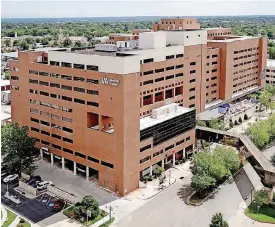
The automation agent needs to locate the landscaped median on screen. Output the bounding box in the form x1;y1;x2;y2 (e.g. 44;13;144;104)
2;207;31;227
245;204;275;224
63;195;111;226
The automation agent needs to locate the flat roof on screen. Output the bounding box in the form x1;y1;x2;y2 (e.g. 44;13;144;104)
267;59;275;68
140;106;192;130
198;109;223;121
205;99;223;110
205;27;231;30
208;36;259;43
2;52;18;59
0;80;10;87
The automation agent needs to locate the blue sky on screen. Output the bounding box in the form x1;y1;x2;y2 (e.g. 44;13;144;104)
2;0;275;18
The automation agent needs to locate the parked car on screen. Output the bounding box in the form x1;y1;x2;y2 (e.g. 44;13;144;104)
1;171;8;178
37;181;54;190
53;199;65;212
3;174;19;183
27;179;40;188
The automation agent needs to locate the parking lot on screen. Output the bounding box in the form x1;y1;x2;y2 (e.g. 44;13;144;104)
34;160;118;205
1;182;57;223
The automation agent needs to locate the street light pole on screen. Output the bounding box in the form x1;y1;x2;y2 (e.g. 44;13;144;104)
109;206;112;221
169;169;171;185
251;187;253;204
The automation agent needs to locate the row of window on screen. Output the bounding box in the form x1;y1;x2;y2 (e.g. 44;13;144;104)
48;61;99;71
233;53;259;61
30;108;73;123
233;66;259;75
233;73;258;81
30;117;73;133
142;54;184;64
141;81;184;95
207;54;218;59
233;78;257;87
31;127;73;143
29;70;99;84
142;73;184;86
233;47;259;54
233;59;259;68
233;83;258;94
143;65;184;76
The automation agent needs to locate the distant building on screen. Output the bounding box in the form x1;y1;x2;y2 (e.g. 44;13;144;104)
57;28;88;45
265;59;275;84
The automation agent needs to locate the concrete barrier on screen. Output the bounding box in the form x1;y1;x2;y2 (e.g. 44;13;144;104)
47;185;81;204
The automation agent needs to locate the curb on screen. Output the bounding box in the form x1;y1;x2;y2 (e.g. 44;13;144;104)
138;177;177;200
244;210;275;224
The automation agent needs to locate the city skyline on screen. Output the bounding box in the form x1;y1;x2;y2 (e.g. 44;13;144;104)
2;0;275;19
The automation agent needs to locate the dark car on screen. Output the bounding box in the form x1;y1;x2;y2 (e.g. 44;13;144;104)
53;199;65;212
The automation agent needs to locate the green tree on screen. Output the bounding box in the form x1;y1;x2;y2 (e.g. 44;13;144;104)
1;123;38;175
24;37;34;45
41;37;50;46
19;40;29;50
271;154;275;167
259;90;272;111
209;213;229;227
268;46;275;59
81;195;99;219
214;146;240;173
63;38;72;47
153;165;164;177
191;174;216;196
197;120;207;127
208;118;226;130
4;39;11;47
247;122;270;149
12;40;19;47
254;189;269;209
74;41;82;47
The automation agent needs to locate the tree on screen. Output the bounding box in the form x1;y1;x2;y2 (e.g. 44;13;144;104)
254;189;269;209
213;146;240;173
74;41;82;48
63;38;72;47
19;40;29;50
191;174;216;197
209;213;229;227
197;120;207;127
4;39;11;47
271;154;275;167
24;37;34;45
153;165;164;177
1;123;39;175
208;118;226;130
81;196;99;219
12;40;19;47
247;122;270;149
259;90;272;111
41;37;50;46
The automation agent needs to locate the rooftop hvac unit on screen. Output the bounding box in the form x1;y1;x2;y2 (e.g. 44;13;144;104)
151;103;178;119
95;44;117;52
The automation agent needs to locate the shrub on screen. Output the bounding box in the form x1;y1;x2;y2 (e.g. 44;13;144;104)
153;165;164;177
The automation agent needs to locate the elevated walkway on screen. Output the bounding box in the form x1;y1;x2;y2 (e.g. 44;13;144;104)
196;126;275;185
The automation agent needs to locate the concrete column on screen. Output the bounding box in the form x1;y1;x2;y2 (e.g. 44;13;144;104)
61;157;65;170
183;148;186;159
40;149;43;159
172;153;176;166
50;153;54;166
73;162;77;175
162;159;165;168
86;166;89;180
149;166;153;176
192;144;195;152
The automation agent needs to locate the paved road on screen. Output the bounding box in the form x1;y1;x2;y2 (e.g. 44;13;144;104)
263;145;275;161
34;160;118;205
116;176;243;227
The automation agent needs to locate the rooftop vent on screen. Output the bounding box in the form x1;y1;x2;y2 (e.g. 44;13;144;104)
95;44;117;52
151;103;178;119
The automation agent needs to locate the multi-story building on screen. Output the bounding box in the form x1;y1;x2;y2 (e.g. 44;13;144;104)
265;59;275;84
10;18;267;196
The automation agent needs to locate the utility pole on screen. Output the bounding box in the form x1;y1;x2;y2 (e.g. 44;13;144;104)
169;169;171;185
109;206;112;221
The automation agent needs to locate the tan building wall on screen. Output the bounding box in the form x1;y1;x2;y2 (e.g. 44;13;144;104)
208;36;267;100
207;28;232;39
153;18;200;31
265;60;275;84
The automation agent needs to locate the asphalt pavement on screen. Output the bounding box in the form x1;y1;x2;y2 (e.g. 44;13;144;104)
34;160;118;205
116;176;243;227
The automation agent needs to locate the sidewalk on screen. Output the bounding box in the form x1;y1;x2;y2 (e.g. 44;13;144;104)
1;205;8;226
100;162;192;224
228;201;274;227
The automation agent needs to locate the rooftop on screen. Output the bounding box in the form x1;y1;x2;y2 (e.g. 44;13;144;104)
140;104;192;130
0;80;10;87
208;36;259;43
267;59;275;68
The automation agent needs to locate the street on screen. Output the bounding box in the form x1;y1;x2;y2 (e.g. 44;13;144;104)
116;176;243;227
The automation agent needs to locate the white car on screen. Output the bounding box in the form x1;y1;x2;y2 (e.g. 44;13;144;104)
3;174;19;183
37;181;54;190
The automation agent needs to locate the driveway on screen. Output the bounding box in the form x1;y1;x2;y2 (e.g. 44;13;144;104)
34;160;118;205
116;175;243;227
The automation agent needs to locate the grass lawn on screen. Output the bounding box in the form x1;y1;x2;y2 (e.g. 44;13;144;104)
99;217;115;227
63;206;108;225
17;218;32;227
2;210;16;227
245;204;275;223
